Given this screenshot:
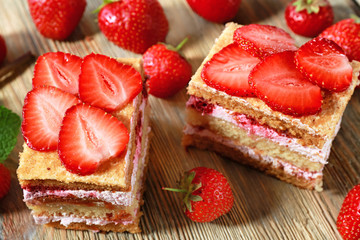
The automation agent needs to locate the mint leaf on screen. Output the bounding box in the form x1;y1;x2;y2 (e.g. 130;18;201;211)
0;106;21;162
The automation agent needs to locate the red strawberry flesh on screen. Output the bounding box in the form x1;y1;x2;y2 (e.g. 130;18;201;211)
0;35;6;65
22;86;81;151
79;53;142;112
201;43;260;97
233;24;298;58
337;184;360;240
143;42;193;98
319;18;360;62
185;0;242;23
33;52;82;95
249;51;322;116
295;37;352;92
285;0;334;37
28;0;86;40
186;167;234;222
58;104;129;176
0;163;10;199
98;0;169;54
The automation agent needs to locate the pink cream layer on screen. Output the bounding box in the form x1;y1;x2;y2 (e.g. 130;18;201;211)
33;211;137;226
186;96;337;164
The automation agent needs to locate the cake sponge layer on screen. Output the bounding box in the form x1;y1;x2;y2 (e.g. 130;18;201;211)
45;214;143;233
27;203;133;221
186;108;324;171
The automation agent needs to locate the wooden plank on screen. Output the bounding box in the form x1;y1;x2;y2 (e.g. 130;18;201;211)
0;0;358;239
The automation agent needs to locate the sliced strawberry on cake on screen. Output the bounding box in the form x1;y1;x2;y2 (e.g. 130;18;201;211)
79;53;143;112
233;24;298;59
32;52;82;95
58;103;129;176
249;50;322;116
21;86;81;151
201;43;260;97
295;37;353;92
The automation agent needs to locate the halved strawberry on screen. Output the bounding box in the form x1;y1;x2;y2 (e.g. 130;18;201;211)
22;86;81;151
201;43;261;97
79;53;143;112
33;52;82;95
58;104;129;176
249;51;322;116
295;37;353;92
233;24;298;59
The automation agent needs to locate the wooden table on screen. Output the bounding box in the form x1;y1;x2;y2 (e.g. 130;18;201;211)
0;0;359;239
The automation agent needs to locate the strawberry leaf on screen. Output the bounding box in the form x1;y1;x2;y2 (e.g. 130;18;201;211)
0;106;21;162
293;0;327;14
189;195;203;202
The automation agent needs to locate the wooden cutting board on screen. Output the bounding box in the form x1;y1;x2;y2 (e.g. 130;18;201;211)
0;0;359;239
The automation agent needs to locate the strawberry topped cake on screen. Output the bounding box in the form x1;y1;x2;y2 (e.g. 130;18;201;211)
17;53;151;232
183;22;360;191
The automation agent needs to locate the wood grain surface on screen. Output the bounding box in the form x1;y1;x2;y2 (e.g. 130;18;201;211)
0;0;359;239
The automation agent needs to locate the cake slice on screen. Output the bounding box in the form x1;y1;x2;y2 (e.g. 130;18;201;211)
17;56;151;233
183;22;360;191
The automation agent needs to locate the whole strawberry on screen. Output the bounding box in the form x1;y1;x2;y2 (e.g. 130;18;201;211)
28;0;86;40
163;167;234;222
186;0;241;23
0;163;11;199
319;15;360;61
337;184;360;240
0;35;6;65
142;38;192;98
97;0;169;54
285;0;333;37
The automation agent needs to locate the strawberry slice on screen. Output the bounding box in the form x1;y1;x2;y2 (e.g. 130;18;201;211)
22;86;81;151
295;37;353;92
249;51;322;116
58;104;129;175
201;43;261;97
33;52;82;95
233;24;298;59
79;53;143;112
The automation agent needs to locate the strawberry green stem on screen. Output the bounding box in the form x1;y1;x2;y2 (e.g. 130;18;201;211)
92;0;117;14
293;0;327;14
163;37;190;52
162;171;203;213
162;187;188;193
175;37;189;52
350;14;360;24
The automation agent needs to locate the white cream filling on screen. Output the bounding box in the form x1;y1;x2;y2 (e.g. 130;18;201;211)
33;213;136;227
184;124;323;180
187;96;342;164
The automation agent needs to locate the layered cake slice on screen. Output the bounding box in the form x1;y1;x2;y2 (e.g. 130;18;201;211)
17;53;151;232
183;23;360;191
